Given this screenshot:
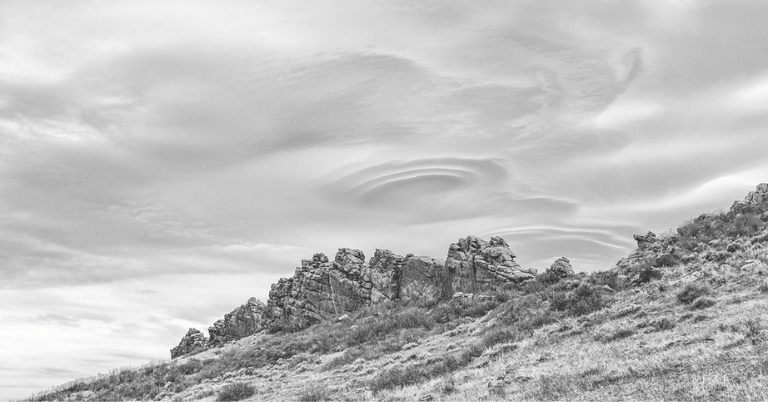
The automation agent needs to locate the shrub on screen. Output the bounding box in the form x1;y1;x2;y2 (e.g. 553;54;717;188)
654;254;678;268
637;264;663;283
742;319;765;344
676;283;711;304
177;359;203;375
653;317;676;331
758;281;768;294
589;270;622;291
369;345;480;393
297;386;333;402
551;283;607;317
482;328;524;348
596;327;636;343
691;296;716;310
217;382;256;401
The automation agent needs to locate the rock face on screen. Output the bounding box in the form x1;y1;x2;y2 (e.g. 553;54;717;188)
743;183;768;206
267;249;373;328
399;255;445;304
368;249;404;303
172;235;535;358
444;236;535;298
732;183;768;213
208;297;268;347
170;328;207;359
547;257;574;278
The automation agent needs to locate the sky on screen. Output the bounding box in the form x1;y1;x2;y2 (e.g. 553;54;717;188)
1;0;768;399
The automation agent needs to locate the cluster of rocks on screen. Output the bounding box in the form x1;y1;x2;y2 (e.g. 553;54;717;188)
169;298;268;358
733;182;768;212
171;235;539;358
170;328;207;359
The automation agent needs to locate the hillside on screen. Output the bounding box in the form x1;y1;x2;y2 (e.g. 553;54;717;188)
21;184;768;402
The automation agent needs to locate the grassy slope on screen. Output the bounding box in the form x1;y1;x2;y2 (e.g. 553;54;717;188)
23;208;768;402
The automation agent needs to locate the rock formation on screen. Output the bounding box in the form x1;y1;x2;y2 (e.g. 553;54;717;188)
633;231;658;251
547;257;574;278
444;236;535;298
368;249;404;303
267;249;374;328
172;235;534;358
735;182;768;210
170;328;207;359
208;297;268;347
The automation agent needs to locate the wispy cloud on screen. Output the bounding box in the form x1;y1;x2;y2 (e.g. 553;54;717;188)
1;0;767;399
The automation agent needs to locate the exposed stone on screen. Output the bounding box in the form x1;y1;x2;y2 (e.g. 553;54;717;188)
399;255;445;304
267;249;372;328
744;183;768;206
633;231;658;251
369;249;404;303
208;297;268;347
173;235;537;355
732;183;768;213
444;235;534;298
170;328;207;359
451;292;474;302
547;257;574;278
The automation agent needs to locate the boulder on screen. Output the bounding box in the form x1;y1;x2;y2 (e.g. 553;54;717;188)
547;257;574;278
170;328;207;359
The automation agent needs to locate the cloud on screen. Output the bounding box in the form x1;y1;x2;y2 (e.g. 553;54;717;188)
1;0;768;400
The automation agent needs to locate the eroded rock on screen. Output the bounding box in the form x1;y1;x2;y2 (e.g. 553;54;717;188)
444;235;534;298
208;297;267;347
170;328;207;359
547;257;574;278
633;231;658;251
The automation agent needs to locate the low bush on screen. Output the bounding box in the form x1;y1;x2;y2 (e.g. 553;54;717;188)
638;264;663;283
297;385;334;402
691;296;716;310
217;382;256;401
550;283;607;317
596;327;636;343
369;343;482;393
676;283;711;304
482;328;524;348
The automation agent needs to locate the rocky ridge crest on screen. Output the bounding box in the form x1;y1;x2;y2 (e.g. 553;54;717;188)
171;235;537;358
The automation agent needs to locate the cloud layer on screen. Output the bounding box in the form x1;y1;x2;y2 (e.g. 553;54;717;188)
2;0;768;398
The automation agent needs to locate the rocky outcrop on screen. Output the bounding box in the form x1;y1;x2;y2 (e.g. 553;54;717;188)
173;235;536;358
444;236;535;298
633;231;658;251
208;297;268;347
267;249;373;328
170;328;207;359
547;257;574;278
